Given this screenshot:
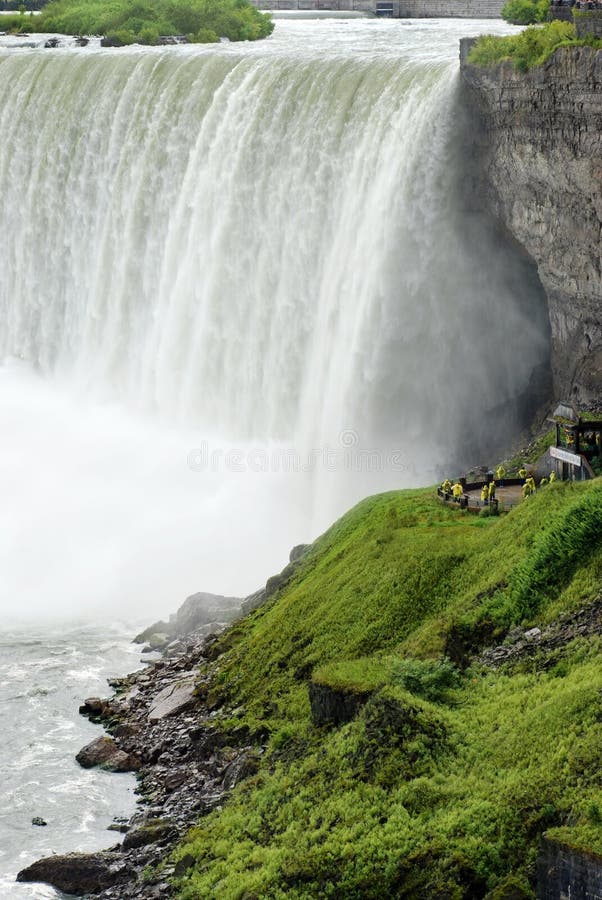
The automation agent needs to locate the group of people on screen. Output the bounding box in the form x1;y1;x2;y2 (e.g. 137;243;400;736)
440;480;471;509
480;481;497;504
519;467;556;498
440;467;559;508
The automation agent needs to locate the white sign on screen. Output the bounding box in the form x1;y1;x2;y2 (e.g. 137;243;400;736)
550;446;582;466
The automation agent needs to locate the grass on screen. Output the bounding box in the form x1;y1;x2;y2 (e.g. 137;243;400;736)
468;21;601;71
0;0;274;44
167;480;602;898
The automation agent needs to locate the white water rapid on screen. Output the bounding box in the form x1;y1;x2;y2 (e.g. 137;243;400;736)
0;19;549;621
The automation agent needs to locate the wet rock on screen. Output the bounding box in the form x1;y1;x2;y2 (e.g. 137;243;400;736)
122;820;174;850
265;563;297;598
148;678;196;724
31;816;47;827
309;681;373;727
134;620;170;644
79;696;111;720
169;592;241;635
148;632;170;650
174;853;195;877
100;34;125;47
164;770;187;792
480;598;602;669
17;851;128;894
289;543;310;563
222;750;260;790
240;588;266;615
76;736;140;772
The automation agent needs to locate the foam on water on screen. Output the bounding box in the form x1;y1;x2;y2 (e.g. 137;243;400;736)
0;624;140;898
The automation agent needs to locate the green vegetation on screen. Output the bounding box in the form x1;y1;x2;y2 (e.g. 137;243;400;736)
1;0;274;44
468;21;600;70
501;0;548;25
165;479;602;898
498;427;555;475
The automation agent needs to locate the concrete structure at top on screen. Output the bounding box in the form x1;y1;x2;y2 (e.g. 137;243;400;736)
249;0;504;17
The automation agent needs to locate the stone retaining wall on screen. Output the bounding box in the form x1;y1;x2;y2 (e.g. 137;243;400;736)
251;0;504;16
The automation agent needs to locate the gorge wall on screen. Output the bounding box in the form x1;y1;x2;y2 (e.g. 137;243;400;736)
460;43;602;407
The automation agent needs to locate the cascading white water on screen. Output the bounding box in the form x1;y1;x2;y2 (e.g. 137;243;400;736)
0;20;549;621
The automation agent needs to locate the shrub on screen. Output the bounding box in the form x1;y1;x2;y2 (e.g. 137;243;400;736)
390;658;461;702
468;21;580;70
138;24;159;44
195;27;219;42
501;0;548;24
26;0;274;44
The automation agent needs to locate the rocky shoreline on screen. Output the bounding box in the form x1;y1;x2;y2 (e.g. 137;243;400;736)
18;627;243;897
17;545;310;898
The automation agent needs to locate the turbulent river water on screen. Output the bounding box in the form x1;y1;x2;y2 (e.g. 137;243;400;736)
0;623;142;898
0;17;549;893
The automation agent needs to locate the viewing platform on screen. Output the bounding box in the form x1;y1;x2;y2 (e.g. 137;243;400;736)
437;404;601;515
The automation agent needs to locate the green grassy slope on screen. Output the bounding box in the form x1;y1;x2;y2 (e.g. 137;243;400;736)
173;481;602;899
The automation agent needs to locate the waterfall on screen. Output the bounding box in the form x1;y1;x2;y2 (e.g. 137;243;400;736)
0;21;550;618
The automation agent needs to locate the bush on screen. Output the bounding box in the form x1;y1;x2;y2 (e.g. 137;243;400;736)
468;21;582;69
501;0;548;24
195;27;219;42
390;658;461;702
26;0;274;44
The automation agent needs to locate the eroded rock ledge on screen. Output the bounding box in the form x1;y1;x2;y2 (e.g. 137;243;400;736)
460;43;602;405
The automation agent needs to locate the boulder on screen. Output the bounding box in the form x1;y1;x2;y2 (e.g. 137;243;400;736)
222;751;260;790
76;736;139;772
169;592;241;635
134;592;242;646
134;619;170;645
240;588;266;615
289;543;310;563
148;677;196;724
79;697;111;721
122;819;174;850
17;851;128;894
309;682;373;727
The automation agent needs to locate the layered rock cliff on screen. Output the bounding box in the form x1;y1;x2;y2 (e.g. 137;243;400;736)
460;43;602;405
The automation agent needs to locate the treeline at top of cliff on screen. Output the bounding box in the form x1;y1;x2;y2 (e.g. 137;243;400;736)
0;0;274;45
468;20;600;70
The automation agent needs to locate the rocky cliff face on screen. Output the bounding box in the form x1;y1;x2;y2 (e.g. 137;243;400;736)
460;43;602;405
